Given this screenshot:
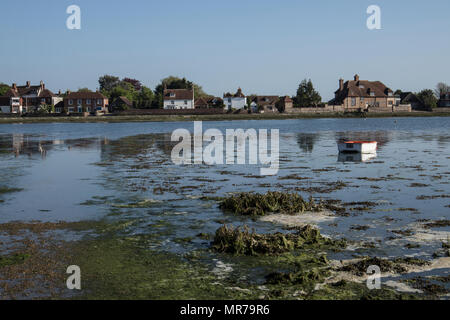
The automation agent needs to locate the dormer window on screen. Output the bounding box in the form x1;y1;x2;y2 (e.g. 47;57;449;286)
170;93;175;98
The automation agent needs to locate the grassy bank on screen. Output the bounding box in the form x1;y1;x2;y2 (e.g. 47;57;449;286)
0;111;449;124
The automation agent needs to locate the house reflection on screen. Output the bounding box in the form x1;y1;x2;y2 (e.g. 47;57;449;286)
296;133;318;153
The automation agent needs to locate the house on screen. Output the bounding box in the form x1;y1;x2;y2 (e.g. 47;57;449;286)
194;96;223;109
63;91;108;113
223;88;246;111
438;92;450;107
277;96;294;113
163;87;194;109
400;92;426;110
333;75;395;111
0;81;62;113
110;96;133;112
250;96;280;113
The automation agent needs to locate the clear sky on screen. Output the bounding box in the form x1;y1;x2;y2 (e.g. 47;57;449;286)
0;0;449;100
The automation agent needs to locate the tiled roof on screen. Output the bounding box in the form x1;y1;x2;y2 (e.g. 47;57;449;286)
335;79;393;100
66;91;107;99
163;89;194;100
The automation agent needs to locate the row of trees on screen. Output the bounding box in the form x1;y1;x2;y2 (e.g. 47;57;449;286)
97;75;209;110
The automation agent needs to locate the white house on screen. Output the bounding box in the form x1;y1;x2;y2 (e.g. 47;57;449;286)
163;88;194;110
223;88;246;111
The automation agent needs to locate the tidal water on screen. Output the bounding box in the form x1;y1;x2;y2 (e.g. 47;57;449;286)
0;117;449;262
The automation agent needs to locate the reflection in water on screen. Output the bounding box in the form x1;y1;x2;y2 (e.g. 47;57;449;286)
0;134;110;159
297;133;318;153
338;152;377;163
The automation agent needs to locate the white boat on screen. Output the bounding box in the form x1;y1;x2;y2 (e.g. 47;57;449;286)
337;140;377;154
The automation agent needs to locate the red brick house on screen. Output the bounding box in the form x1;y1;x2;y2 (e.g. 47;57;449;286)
0;81;62;113
63;91;109;113
333;75;395;111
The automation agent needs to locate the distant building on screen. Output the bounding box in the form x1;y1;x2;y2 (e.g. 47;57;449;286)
438;92;450;107
223;88;246;111
249;96;280;113
277;96;294;113
0;81;62;113
163;87;194;109
194;96;223;109
333;74;395;111
110;96;133;112
400;92;426;110
63;91;108;113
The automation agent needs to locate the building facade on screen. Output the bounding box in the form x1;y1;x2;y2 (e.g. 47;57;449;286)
438;92;450;107
223;88;246;111
333;75;395;111
163;88;194;109
0;81;62;113
63;91;109;113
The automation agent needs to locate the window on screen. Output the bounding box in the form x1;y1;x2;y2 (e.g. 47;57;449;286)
370;92;375;96
97;99;102;105
55;108;61;113
388;101;393;105
41;98;46;104
361;97;365;101
184;100;188;105
77;99;82;105
68;107;74;112
69;99;73;105
171;101;175;104
86;99;91;105
351;98;356;106
170;93;175;98
388;92;393;96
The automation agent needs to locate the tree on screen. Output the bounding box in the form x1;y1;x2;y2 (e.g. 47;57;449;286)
109;81;138;102
122;78;142;92
153;76;208;108
417;89;438;109
136;86;154;108
0;83;10;96
98;75;120;94
294;79;322;107
394;89;403;96
77;87;92;92
435;82;449;98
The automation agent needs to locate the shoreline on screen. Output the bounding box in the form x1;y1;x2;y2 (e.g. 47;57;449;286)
0;111;449;124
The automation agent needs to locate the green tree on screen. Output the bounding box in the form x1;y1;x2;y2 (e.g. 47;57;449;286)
136;86;154;108
0;83;10;96
417;89;438;109
153;76;207;108
98;75;120;95
294;79;322;107
109;81;138;102
77;87;92;92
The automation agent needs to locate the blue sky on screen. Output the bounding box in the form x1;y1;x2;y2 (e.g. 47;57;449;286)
0;0;449;100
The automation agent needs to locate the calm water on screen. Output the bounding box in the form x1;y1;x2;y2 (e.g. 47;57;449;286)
0;117;449;261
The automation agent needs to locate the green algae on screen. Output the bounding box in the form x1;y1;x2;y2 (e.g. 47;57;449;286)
0;253;30;268
212;224;346;256
219;192;321;216
71;236;260;300
339;257;430;276
0;187;23;195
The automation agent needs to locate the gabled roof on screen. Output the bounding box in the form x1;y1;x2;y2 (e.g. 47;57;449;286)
251;95;280;106
163;88;194;100
335;77;393;103
114;96;133;107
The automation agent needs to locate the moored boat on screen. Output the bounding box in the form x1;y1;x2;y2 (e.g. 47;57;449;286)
337;140;377;154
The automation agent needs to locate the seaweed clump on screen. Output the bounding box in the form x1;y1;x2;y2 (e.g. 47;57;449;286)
219;192;321;216
339;256;429;276
0;253;30;268
212;224;345;256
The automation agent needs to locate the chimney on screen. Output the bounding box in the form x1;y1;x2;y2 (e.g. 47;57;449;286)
40;80;45;90
339;79;344;91
12;83;17;91
67;90;71;95
26;81;31;88
58;90;62;95
354;74;359;81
